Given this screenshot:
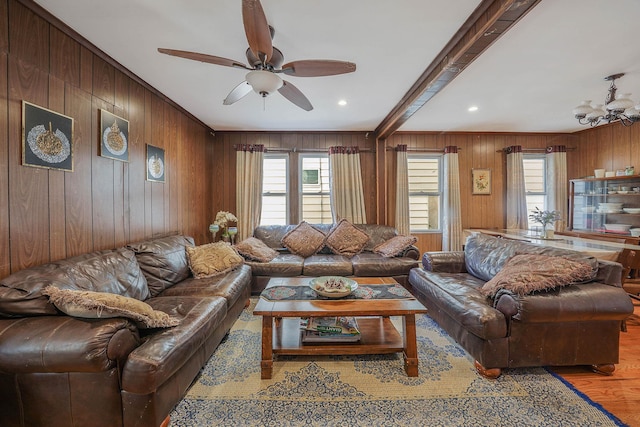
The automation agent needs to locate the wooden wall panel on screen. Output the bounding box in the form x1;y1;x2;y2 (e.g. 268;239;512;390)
8;56;50;270
0;52;9;277
0;0;8;54
64;84;93;257
1;1;214;276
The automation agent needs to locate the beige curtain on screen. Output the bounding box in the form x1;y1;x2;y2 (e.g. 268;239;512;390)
505;145;529;230
443;146;463;250
395;145;410;235
328;146;367;223
236;144;265;241
546;145;568;232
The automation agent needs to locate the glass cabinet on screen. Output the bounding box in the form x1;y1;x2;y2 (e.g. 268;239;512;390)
569;176;640;239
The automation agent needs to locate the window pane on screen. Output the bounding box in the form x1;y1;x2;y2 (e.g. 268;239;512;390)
260;156;288;225
407;156;441;231
301;155;332;224
523;156;547;220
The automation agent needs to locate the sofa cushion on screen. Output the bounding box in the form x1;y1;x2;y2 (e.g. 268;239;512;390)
42;285;179;328
481;254;594;297
281;221;327;257
464;233;598;282
235;237;278;262
0;247;149;316
352;252;419;276
303;254;354;276
127;235;195;297
325;219;370;257
374;235;418;257
186;242;244;279
357;224;400;252
247;254;305;277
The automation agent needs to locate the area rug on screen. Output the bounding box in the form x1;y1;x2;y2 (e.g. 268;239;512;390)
170;299;626;427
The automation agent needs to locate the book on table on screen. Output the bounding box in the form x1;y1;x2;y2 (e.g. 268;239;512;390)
300;316;361;343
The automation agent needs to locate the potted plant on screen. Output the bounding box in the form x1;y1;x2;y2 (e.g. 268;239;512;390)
529;207;561;239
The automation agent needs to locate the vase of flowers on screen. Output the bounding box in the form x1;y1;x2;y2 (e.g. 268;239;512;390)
529;207;561;239
214;211;238;242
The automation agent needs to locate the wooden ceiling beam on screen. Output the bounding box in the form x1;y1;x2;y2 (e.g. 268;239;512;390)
374;0;542;140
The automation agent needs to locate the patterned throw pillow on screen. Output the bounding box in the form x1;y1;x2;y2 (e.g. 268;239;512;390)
186;242;244;279
235;237;278;262
281;222;326;257
373;235;418;257
42;285;179;329
480;254;594;298
325;219;370;257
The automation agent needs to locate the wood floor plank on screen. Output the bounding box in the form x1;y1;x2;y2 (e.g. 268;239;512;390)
552;299;640;427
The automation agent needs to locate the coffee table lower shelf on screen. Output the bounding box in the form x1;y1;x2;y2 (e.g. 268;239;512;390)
273;317;404;355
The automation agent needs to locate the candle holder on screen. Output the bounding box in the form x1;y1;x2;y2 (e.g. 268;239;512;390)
227;227;238;245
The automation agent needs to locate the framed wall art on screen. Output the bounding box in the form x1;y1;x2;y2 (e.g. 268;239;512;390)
22;101;74;171
100;109;129;162
146;144;165;183
472;168;491;195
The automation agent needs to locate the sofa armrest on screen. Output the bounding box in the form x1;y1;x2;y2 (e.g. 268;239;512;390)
0;316;140;373
421;251;467;273
400;245;420;260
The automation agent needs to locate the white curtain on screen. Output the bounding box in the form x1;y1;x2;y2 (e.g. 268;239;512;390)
329;146;367;223
505;145;529;230
443;146;463;250
236;144;265;241
546;145;568;232
395;144;410;235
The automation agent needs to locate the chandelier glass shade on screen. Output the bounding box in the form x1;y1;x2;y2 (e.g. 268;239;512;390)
573;73;640;127
246;70;283;97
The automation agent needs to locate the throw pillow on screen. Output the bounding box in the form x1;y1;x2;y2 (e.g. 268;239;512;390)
325;219;370;257
186;242;244;279
281;222;327;257
480;254;594;298
42;285;179;328
235;237;278;262
373;235;418;257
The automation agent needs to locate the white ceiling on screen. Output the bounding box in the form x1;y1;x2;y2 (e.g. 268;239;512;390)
33;0;640;134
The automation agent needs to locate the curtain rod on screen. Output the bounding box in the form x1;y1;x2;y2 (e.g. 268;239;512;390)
495;147;577;153
385;147;461;153
234;146;375;153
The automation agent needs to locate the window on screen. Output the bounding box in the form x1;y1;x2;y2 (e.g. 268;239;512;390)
407;155;442;231
523;155;547;218
300;154;332;224
260;154;288;225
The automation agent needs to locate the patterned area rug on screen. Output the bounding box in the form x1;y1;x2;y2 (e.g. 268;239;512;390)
170;299;626;427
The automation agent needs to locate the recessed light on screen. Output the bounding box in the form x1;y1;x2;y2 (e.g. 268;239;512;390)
468;106;478;112
338;99;347;106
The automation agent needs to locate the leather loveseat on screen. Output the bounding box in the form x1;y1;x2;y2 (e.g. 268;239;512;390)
408;232;634;378
243;222;420;294
0;234;251;427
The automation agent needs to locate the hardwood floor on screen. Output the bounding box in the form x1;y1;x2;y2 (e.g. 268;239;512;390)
552;298;640;427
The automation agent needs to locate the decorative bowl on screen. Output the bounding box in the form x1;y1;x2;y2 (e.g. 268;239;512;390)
310;276;358;298
623;208;640;214
631;228;640;237
604;224;632;232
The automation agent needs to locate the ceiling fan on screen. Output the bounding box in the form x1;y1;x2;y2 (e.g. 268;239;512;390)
158;0;356;111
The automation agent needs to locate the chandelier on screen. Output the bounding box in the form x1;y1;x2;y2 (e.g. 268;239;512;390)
573;73;640;127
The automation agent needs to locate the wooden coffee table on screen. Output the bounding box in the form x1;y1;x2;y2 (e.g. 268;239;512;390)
253;277;428;379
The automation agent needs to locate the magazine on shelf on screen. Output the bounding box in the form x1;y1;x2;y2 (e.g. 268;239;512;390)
300;316;361;343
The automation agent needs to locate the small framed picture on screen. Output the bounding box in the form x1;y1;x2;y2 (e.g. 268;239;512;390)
22;101;74;171
146;144;165;183
100;109;129;162
472;168;491;195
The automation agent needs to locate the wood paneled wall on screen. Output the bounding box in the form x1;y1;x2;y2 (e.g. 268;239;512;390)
0;0;214;279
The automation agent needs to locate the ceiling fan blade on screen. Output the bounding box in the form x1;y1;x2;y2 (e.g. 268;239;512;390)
158;48;251;70
223;81;253;105
242;0;273;63
280;60;356;77
278;80;313;111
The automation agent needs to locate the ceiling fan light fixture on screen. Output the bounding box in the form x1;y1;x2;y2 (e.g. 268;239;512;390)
246;70;282;97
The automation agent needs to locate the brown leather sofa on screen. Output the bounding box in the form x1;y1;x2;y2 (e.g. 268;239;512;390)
247;224;420;294
0;235;251;427
408;232;634;378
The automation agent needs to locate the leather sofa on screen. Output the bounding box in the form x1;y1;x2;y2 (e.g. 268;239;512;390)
408;232;634;378
246;223;420;294
0;235;251;427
